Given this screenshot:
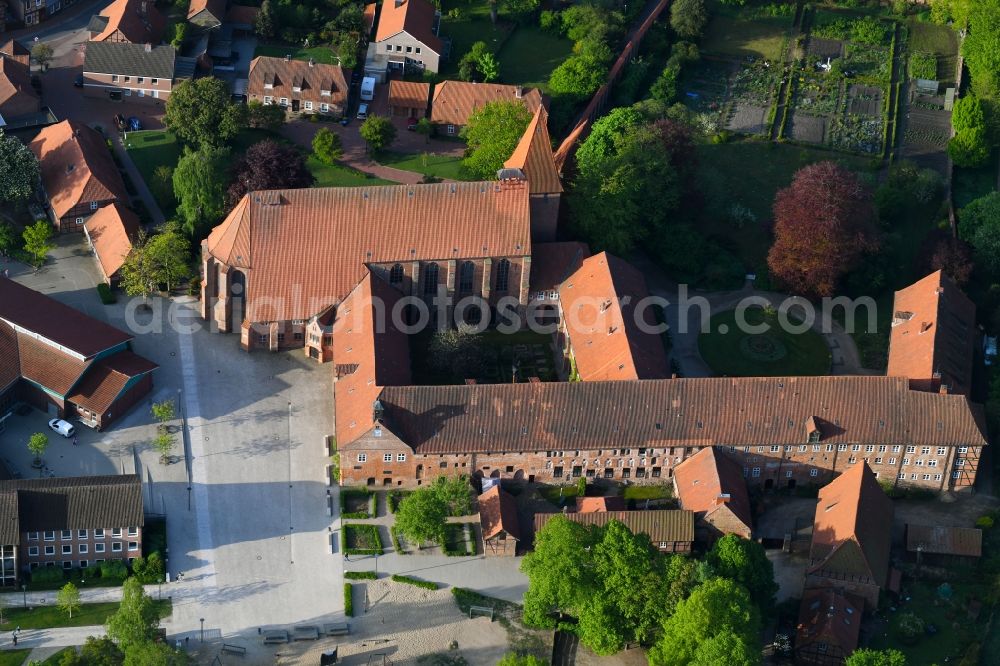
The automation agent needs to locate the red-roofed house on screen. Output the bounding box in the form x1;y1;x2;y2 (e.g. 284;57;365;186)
574;496;625;513
365;0;442;80
557;252;669;382
88;0;166;44
887;270;976;396
0;54;40;124
82;202;139;285
29;120;128;233
672;446;752;542
479;485;520;556
795;588;862;665
0;278;156;430
500;106;562;241
806;462;893;610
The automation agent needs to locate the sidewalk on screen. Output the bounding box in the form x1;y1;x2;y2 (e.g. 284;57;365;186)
0;582;172;606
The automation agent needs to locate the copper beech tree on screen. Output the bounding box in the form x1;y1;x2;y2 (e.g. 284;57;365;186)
766;161;880;298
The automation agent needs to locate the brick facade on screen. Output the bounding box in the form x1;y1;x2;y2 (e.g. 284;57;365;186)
82;71;172;104
22;526;142;572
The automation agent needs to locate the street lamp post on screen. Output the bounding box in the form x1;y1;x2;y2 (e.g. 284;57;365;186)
200;618;205;642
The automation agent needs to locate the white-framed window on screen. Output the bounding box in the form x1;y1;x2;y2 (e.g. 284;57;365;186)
124;76;130;82
915;459;924;466
137;77;144;83
809;469;818;477
44;531;55;541
75;217;84;225
28;547;38;556
751;467;761;477
937;447;946;456
78;530;87;539
415;47;421;54
825;444;834;452
95;543;105;553
906;446;916;453
892;445;901;453
79;544;88;554
921;447;931;455
922;474;931;480
128;542;138;551
898;472;906;479
928;459;937;467
910;473;918;480
112;528;122;538
395;45;402;52
903;458;910;465
61;530;72;540
383;453;392;462
62;545;72;555
888;457;896;465
112;542;123;552
304;101;313;111
769;445;780;453
94;529;105;539
812;445;821;452
279;97;288;106
151;78;158;84
45;546;55;555
357;453;367;463
111;74;119;82
875;457;882;464
79;560;88;568
837;444;847;451
785;470;793;478
63;561;73;570
127;527;138;537
958;446;969;453
406;45;412;52
385;43;392;51
952;471;961;478
320;103;329;112
757;446;764;453
798;445;808;452
848;456;856;464
447;124;455;135
263;95;272;105
878;445;887;452
396;453;406;462
955;459;966;467
865;445;874;453
28;532;38;541
934;474;942;481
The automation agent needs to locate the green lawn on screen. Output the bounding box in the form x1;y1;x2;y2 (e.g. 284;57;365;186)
867;581;989;665
0;600;171;631
410;328;560;385
538;484;580;506
307;156;396;187
695;140;876;270
907;19;959;85
497;25;574;91
41;648;76;664
623;485;672;501
0;650;31;666
253;44;342;65
700;14;792;60
698;307;832;377
438;0;515;78
378;151;473;180
123;130;181;218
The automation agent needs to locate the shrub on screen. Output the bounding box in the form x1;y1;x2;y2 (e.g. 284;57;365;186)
344;571;377;580
851;16;887;44
909;51;937;80
31;567;65;584
100;560;128;581
896;612;925;643
391;574;438;590
539;9;560;32
97;283;117;304
340;488;375;519
344;583;354;617
976;515;995;529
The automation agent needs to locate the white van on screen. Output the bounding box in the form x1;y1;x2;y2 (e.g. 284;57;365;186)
360;76;376;101
48;418;75;438
356;103;369;120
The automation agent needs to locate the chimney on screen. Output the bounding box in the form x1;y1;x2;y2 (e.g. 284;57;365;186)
714;493;731;506
308;58;315;67
394;0;403;7
515;86;522;99
144;43;152;53
920;321;933;333
285;54;291;61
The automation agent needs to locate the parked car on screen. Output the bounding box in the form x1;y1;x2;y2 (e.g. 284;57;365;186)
356;103;368;121
48;419;75;438
360;76;375;101
127;116;142;131
73;74;84;88
407;117;418;131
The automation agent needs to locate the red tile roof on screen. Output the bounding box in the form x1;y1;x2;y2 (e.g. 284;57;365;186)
906;524;982;557
0;319;20;392
0;277;133;359
479;485;521;540
247;56;349;108
363;3;377;35
887;270;976;396
503;106;562;195
575;496;625;513
528;241;588;295
84;202;139;280
16;333;90;396
809;463;892;588
0;55;39;118
205;183;531;323
533;510;694;545
29;120;128;221
559;252;669;382
374;376;986;455
672;446;752;534
66;350;157;413
187;0;225;22
334;274;412;447
388;80;429;111
92;0;166;44
0;39;30;65
796;588;861;658
375;0;442;54
430;81;543;128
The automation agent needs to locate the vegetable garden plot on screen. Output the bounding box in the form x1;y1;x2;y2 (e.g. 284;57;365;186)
847;85;883;117
727;104;771;134
681;60;735;115
788;112;828;144
806;37;844;61
831;114;882;154
842;43;891;84
792;73;842;117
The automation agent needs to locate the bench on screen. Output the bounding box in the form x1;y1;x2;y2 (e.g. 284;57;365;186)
323;622;350;636
292;625;320;641
262;630;289;645
221;644;246;656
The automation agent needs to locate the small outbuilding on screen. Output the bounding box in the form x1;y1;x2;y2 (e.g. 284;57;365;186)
479;485;520;557
906;524;982;564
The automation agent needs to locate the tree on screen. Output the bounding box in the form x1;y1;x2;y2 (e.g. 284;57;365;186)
255;0;277;40
521;515;597;628
119;230;157;306
0;222;16;257
59;637;124;666
164;78;248;147
152;432;175;463
497;655;546;666
690;629;760;666
949;126;990;167
57;582;81;619
123;640;187;666
458;41;493;81
0;131;40;203
670;0;708;39
22;220;54;268
132;552;165;584
246;100;285;131
428;325;488;380
393;487;450;545
548;55;608;99
27;432;48;465
962;0;1000;98
106;577;161;652
31;42;53;68
152;165;174;206
926;234;974;286
359;115;396;153
707;535;778;614
172;145;230;240
648;578;761;666
846;649;908;666
952;94;986;134
146;226;191;292
461;100;533;179
226;140;314;206
960;192;1000;275
415;117;433;143
767;161;879;298
151;400;175;425
170;22;187;48
430;476;473;516
476;52;500;82
312;127;343;164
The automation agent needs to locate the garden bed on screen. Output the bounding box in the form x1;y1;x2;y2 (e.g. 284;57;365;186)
342;524;384;556
442;523;476;556
341;487;376;519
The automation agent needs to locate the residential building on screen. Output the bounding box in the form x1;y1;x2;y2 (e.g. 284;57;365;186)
0;54;40;125
672;446;753;542
0;39;31;65
187;0;225;29
429;81;543;136
574;496;625;513
479;485;520;556
388;79;429;118
82;41;176;104
805;463;893;610
336;375;986;491
87;0;165;44
200;181;532;353
247;56;349;117
557;251;669;382
533;510;694;553
499;106;562;241
365;0;442;80
82;202;139;285
795;588;862;665
6;0;80;27
887;269;976;396
0;475;143;583
29;120;128;232
905;524;982;563
0;278;157;430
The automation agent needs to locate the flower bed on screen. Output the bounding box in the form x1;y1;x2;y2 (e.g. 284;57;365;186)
342;524;384;556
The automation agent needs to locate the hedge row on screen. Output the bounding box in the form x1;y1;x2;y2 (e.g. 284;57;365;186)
391;574;437;590
344;571;377;580
344;583;353;617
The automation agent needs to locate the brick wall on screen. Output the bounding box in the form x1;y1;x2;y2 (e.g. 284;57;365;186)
21;527;142;571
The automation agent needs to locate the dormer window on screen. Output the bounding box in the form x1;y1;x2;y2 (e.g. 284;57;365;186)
806;415;822;443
